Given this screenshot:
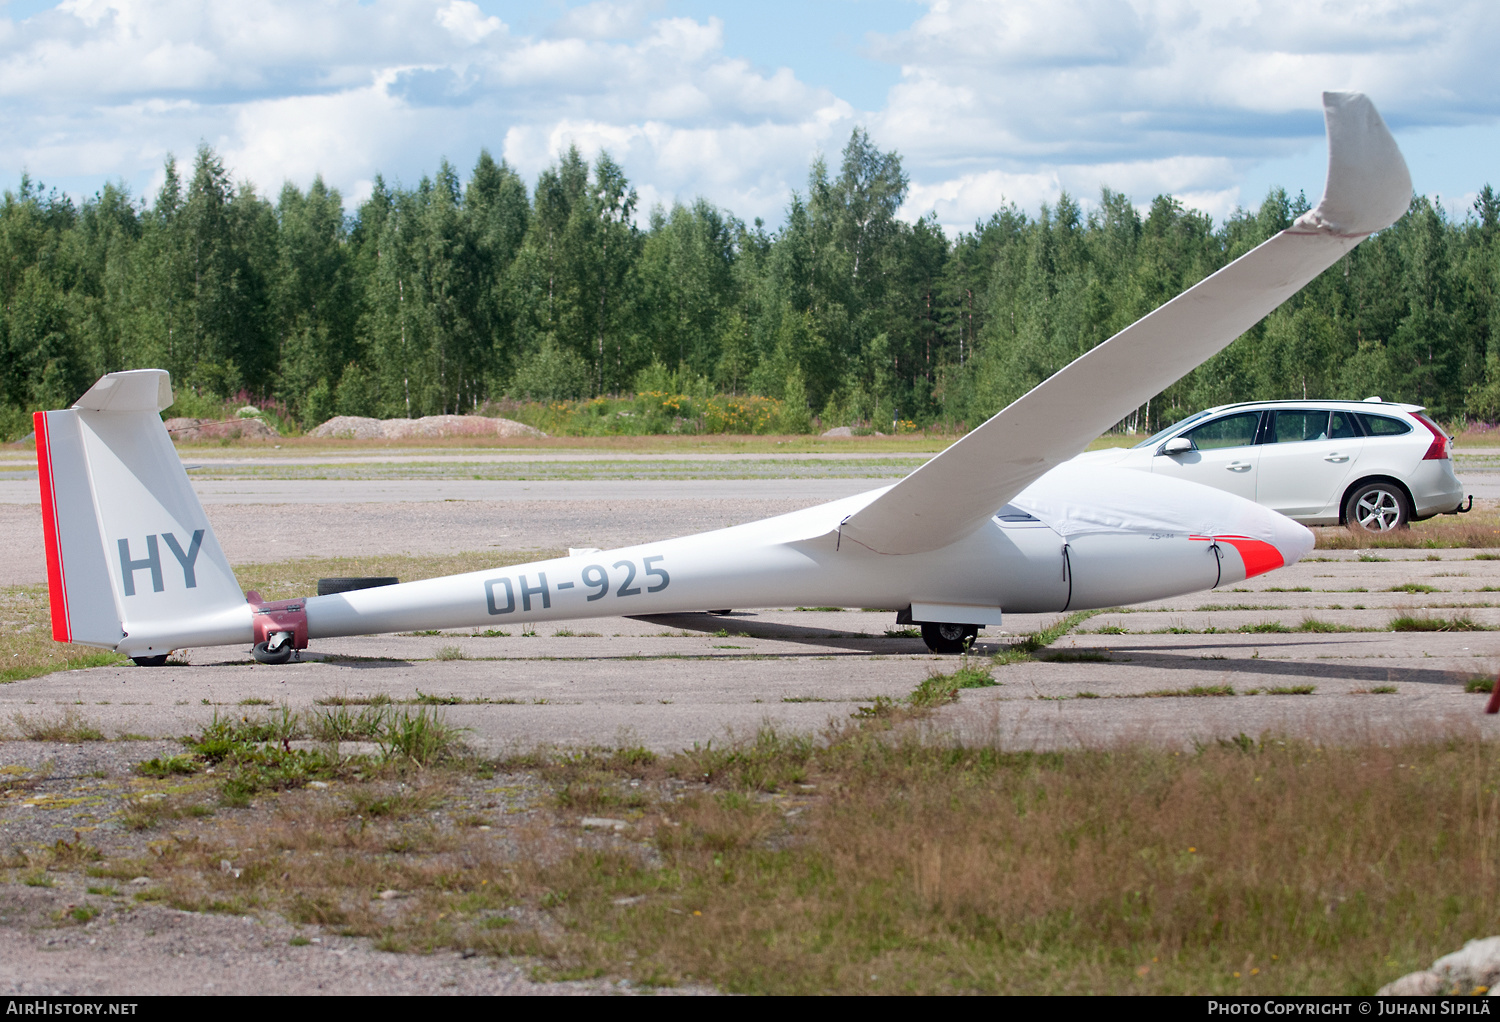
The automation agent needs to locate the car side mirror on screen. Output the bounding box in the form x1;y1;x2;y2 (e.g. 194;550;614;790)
1158;436;1193;456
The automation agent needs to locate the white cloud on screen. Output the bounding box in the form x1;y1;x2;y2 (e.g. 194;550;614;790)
436;1;502;44
869;0;1500;231
0;0;1494;233
0;0;858;225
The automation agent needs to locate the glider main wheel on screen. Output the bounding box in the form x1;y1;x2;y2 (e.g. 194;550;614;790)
131;654;170;667
921;622;978;655
317;576;399;596
1345;482;1409;533
252;632;295;665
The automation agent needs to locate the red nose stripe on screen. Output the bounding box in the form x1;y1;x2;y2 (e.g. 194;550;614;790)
1215;536;1285;579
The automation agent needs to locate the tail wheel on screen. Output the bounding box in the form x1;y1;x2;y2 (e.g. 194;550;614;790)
252;631;295;665
1345;482;1410;533
921;622;978;654
131;654;170;667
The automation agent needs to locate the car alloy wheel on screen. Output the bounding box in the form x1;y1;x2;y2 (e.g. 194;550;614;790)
1347;484;1407;532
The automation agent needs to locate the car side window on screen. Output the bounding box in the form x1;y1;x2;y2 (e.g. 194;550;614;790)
1358;413;1413;437
1329;412;1359;439
1270;411;1329;443
1185;412;1260;450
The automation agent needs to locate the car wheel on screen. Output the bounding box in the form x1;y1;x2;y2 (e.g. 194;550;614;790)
921;622;978;654
1345;482;1409;533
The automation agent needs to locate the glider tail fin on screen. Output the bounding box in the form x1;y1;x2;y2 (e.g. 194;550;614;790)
34;370;250;657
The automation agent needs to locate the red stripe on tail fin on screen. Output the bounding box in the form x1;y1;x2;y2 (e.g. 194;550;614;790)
33;410;70;642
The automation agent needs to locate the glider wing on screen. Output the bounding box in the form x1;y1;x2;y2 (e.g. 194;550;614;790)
838;91;1411;556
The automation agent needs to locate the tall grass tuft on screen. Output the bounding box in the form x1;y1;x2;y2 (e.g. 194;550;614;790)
378;707;469;766
11;706;107;742
1390;613;1483;632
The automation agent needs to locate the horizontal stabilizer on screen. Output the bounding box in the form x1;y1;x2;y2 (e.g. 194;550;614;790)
839;91;1411;556
73;369;174;413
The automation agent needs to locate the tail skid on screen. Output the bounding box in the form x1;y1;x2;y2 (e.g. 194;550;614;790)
34;370;251;658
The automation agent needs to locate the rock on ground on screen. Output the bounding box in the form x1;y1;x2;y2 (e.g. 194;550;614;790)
311;415;545;440
164;417;281;440
1378;936;1500;995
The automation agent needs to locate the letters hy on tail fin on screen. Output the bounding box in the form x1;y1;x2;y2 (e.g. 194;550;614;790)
34;369;249;654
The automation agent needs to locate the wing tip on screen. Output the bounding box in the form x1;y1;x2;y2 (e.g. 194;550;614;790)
1295;91;1413;238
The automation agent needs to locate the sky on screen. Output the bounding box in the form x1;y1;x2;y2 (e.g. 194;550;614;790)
2;0;1498;234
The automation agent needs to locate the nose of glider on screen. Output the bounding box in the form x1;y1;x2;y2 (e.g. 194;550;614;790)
1270;510;1316;567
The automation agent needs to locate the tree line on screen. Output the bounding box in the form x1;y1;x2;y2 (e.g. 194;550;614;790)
1;129;1497;440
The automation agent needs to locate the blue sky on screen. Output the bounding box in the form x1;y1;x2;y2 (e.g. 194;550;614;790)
2;0;1497;232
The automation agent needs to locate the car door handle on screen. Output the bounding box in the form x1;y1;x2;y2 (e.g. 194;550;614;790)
1225;461;1252;471
1324;454;1349;462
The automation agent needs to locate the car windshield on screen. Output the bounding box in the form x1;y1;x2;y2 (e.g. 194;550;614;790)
1130;410;1214;449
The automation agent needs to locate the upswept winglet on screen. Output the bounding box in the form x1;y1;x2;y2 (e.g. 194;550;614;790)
837;91;1411;556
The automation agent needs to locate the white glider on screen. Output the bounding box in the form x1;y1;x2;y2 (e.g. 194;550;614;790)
32;92;1412;664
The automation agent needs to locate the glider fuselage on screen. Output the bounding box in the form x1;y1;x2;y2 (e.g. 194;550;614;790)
104;465;1313;657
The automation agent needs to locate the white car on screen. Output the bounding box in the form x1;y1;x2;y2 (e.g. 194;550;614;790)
1070;399;1468;532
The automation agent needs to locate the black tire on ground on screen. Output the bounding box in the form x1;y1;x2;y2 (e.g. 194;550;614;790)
317;576;400;596
1344;481;1410;533
252;639;295;665
131;654;169;667
921;622;978;655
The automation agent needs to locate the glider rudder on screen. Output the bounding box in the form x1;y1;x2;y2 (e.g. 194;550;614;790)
35;370;252;656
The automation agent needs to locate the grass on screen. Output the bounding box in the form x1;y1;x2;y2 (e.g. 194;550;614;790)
1296;618;1361;633
158;704;471;806
1141;685;1236;698
309;703;391;742
1314;501;1500;549
910;662;996;706
518;728;1500;993
379;707;470;766
34;683;1500;995
0;584;129;683
992;610;1103;665
11;706;107;741
1465;678;1497;694
1389;613;1484;632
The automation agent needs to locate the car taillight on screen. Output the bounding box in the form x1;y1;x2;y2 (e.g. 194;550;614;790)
1414;413;1450;461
